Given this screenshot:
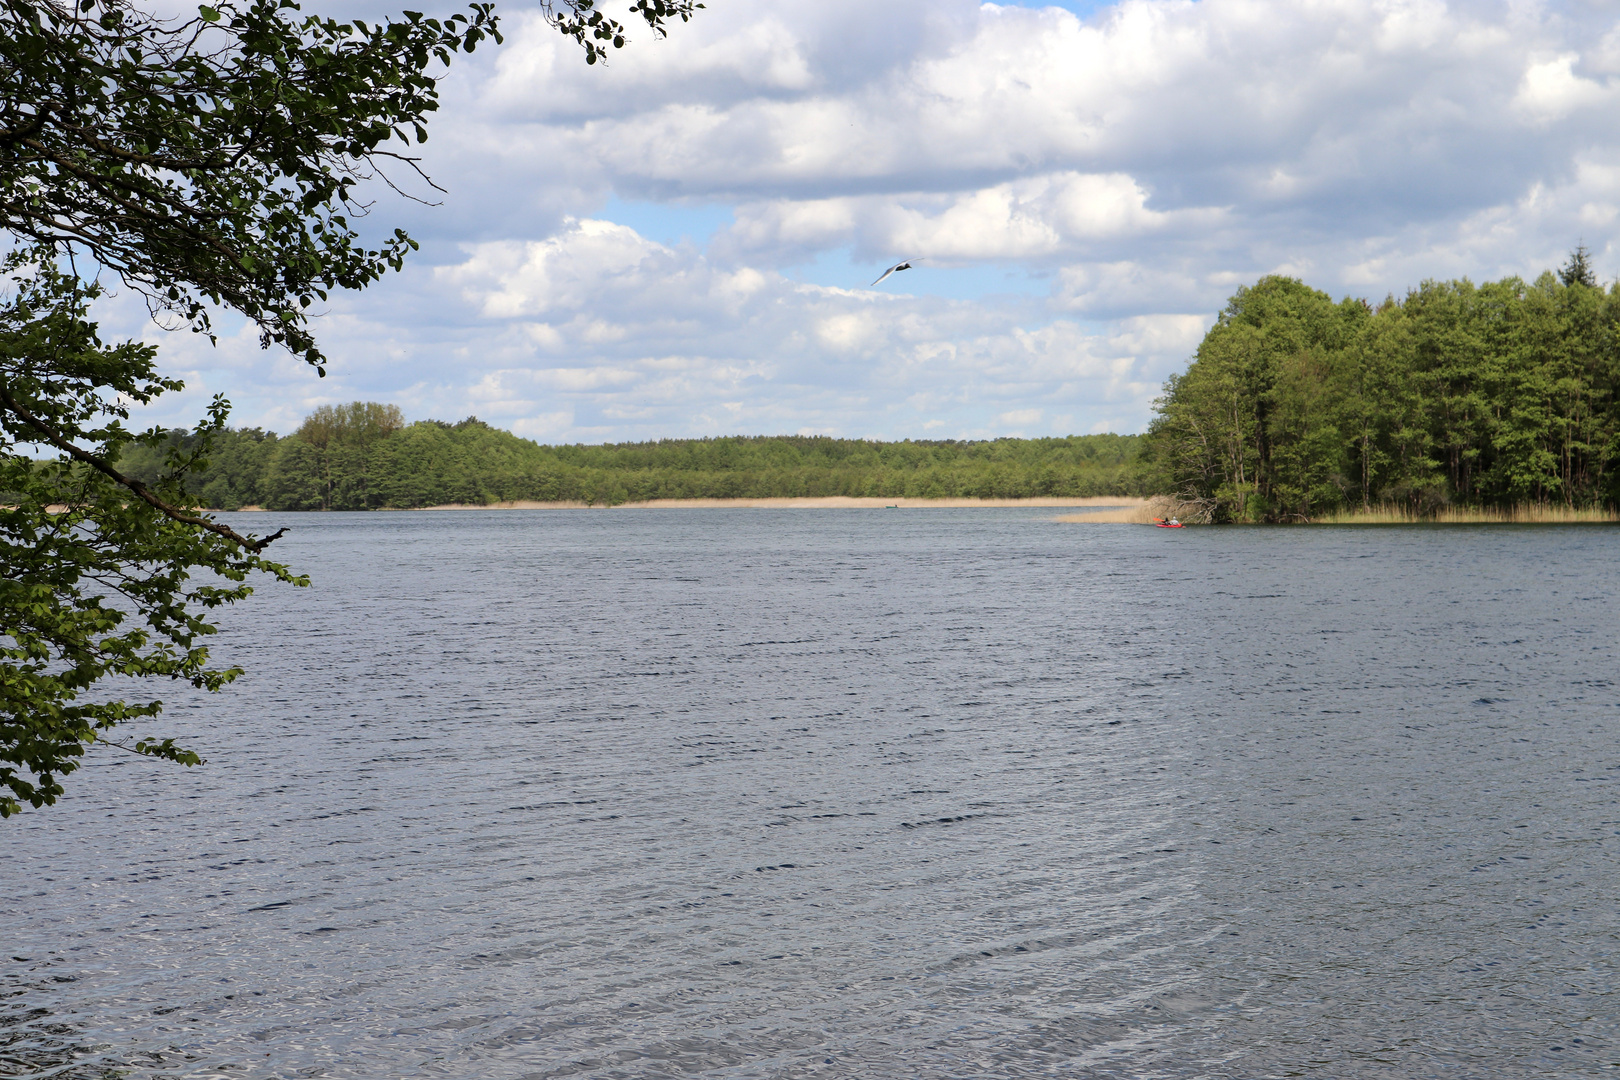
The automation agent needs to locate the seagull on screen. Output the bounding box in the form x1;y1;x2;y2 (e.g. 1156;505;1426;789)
869;259;916;287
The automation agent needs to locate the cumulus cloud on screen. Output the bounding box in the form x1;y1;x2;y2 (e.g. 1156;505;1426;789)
713;172;1221;267
398;217;1192;439
1513;54;1613;121
107;0;1620;441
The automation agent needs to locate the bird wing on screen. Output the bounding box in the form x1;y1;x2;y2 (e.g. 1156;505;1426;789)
869;260;914;287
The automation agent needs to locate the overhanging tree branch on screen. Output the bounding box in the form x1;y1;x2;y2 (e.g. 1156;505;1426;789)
1;0;701;816
0;379;284;551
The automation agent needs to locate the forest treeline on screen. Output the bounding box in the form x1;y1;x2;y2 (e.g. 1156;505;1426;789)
112;402;1149;509
1143;250;1620;521
108;251;1620;519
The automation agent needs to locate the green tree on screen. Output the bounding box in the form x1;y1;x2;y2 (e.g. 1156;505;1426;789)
1;0;698;815
279;401;405;509
1148;260;1620;520
0;262;304;816
116;426;281;509
1145;277;1355;521
1559;244;1598;289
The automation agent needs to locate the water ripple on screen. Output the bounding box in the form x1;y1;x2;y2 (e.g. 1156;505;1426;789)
3;512;1617;1078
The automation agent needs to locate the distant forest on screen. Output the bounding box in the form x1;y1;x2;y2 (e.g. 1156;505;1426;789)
1145;249;1620;521
103;250;1620;518
113;403;1149;510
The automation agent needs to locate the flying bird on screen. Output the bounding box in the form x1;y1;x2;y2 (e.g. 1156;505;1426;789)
869;259;915;287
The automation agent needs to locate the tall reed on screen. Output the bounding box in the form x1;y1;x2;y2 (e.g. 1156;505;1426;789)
1315;503;1619;524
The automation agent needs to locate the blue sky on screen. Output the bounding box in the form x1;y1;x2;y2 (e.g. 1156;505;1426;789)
116;0;1620;442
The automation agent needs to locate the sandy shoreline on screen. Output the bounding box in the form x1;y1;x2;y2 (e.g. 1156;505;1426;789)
55;495;1154;520
400;496;1150;511
211;496;1618;524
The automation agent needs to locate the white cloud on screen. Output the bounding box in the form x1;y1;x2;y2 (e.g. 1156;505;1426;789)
442;220;668;318
716;172;1218;266
405;219;1182;439
97;0;1620;443
1514;54;1613;120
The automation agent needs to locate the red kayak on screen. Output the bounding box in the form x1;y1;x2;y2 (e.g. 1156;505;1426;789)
1153;518;1185;528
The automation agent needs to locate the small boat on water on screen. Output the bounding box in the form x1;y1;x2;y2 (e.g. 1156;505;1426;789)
1153;518;1185;528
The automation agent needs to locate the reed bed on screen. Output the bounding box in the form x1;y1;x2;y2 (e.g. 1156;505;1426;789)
1315;503;1620;525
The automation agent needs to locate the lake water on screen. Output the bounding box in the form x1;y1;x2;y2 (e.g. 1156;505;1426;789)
3;510;1617;1079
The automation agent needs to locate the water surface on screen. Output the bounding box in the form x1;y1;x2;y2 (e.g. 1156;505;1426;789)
4;511;1617;1078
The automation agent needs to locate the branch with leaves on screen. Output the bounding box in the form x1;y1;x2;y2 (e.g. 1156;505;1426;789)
1;0;702;815
540;0;701;65
2;0;506;372
0;381;284;552
0;258;305;816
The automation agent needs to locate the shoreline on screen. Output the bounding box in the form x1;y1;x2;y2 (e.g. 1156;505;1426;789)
388;496;1151;511
80;495;1615;524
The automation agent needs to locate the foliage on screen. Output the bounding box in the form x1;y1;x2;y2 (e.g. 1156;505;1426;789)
3;0;696;814
273;401;403;509
0;261;302;817
1;0;503;370
539;0;701;65
1560;245;1598;289
124;412;1151;508
1146;260;1620;522
115;427;281;510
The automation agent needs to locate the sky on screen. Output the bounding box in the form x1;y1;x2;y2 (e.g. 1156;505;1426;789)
110;0;1620;442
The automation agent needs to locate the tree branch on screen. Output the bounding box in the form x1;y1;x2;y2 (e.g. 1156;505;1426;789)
0;380;285;552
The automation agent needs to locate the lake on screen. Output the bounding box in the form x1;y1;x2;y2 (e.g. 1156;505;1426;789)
3;510;1617;1078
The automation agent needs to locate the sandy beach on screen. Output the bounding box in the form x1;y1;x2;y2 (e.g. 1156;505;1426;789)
120;496;1160;521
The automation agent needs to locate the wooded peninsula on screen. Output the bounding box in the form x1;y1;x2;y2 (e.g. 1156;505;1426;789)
1149;252;1620;521
110;252;1620;522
